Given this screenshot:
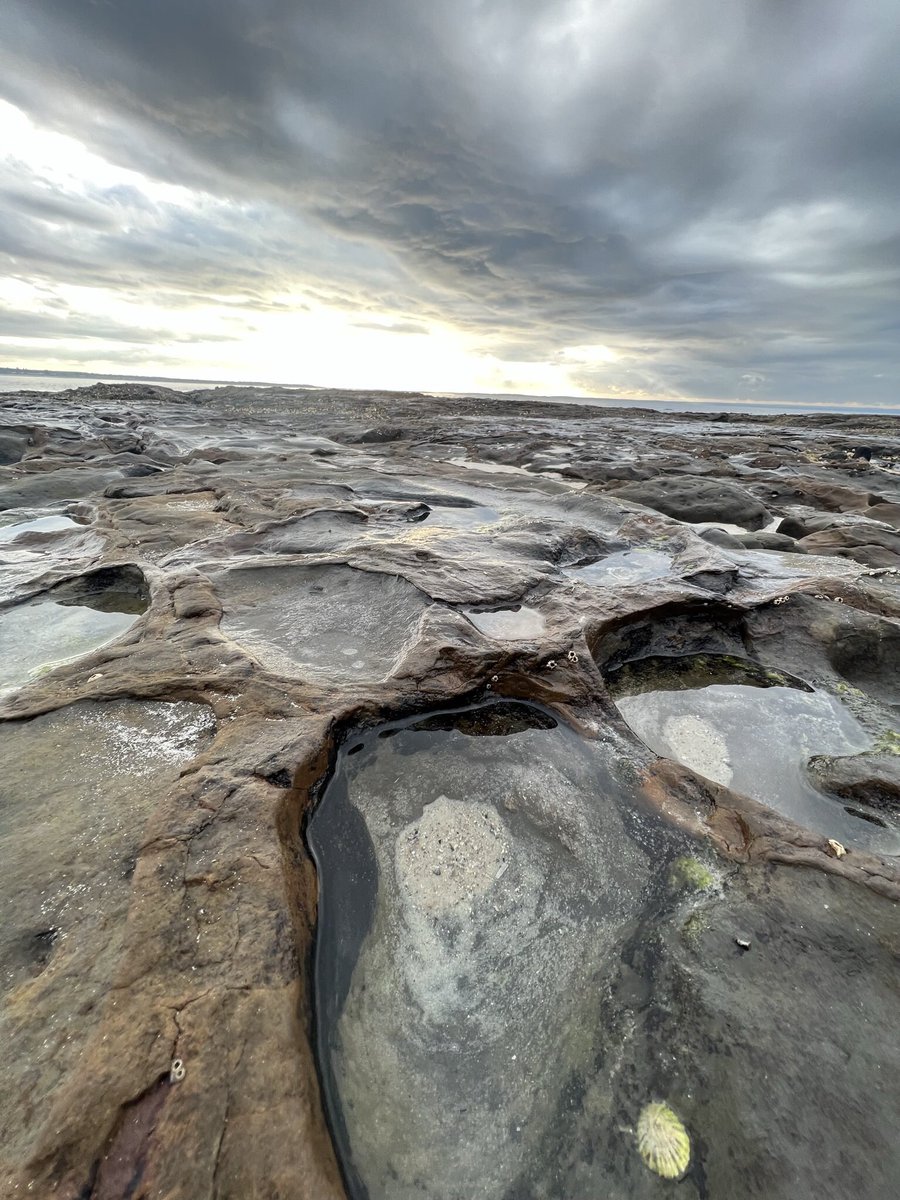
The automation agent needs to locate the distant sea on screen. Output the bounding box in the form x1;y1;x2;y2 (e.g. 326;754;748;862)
1;368;897;417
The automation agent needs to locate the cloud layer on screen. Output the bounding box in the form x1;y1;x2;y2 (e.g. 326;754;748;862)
0;0;898;404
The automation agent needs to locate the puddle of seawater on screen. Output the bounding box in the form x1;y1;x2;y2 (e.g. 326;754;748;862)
0;600;138;693
448;457;588;489
449;455;530;476
0;515;81;541
614;665;897;854
219;564;429;684
608;653;809;696
567;548;673;586
462;605;546;639
688;521;750;536
425;503;501;529
308;699;900;1199
308;700;666;1200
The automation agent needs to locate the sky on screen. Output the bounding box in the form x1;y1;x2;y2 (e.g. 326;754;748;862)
0;0;898;407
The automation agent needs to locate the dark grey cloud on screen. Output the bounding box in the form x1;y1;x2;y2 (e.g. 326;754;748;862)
0;0;898;402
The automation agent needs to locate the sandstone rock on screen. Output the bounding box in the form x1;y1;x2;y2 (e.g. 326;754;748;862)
0;382;898;1199
738;531;804;552
0;465;125;510
808;751;900;814
0;432;28;464
610;475;771;529
798;524;900;568
700;527;744;548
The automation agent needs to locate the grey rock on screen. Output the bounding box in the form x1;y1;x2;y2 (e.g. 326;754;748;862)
610;475;771;529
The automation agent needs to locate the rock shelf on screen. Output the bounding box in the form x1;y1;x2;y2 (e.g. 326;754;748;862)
0;383;898;1199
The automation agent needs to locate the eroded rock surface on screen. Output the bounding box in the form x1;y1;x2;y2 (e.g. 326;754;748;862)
0;701;215;1172
0;383;898;1199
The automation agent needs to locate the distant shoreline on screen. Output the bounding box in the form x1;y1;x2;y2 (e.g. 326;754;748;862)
0;366;897;418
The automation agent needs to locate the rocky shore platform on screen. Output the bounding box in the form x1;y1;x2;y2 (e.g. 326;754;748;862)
1;383;898;1199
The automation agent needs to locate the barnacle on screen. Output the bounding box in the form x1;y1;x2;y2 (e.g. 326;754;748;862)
636;1101;691;1180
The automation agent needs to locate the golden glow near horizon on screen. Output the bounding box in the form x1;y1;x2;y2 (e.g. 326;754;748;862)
0;99;659;399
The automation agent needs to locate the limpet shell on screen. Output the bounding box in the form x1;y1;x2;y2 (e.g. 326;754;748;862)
636;1101;691;1179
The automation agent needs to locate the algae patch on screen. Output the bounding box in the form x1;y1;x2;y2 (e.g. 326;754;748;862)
668;856;717;894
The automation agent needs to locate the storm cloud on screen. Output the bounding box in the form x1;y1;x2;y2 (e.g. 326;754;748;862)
0;0;898;403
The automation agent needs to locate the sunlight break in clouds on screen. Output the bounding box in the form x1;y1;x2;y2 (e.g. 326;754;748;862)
0;0;898;407
0;99;621;397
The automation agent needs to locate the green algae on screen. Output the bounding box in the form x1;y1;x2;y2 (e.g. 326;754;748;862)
874;730;900;755
668;855;717;894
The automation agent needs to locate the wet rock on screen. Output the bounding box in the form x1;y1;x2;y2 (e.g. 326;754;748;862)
350;426;405;443
808;751;900;814
1;382;899;1199
0;701;215;1170
738;531;803;552
0;465;124;510
776;515;813;539
610;476;771;529
699;527;744;548
761;477;879;513
865;501;900;529
563;461;655;484
798;524;900;568
0;432;29;464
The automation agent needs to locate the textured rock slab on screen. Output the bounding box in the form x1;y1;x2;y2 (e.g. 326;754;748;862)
611;476;771;529
1;383;899;1199
526;863;900;1200
0;700;215;1169
0;466;124;511
808;750;900;814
